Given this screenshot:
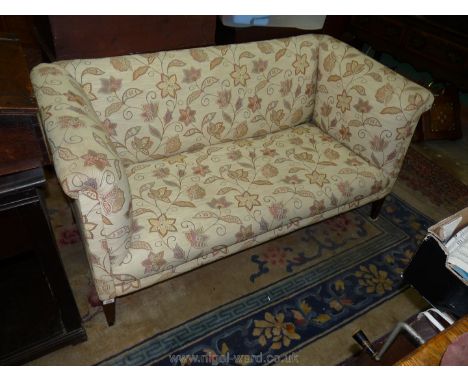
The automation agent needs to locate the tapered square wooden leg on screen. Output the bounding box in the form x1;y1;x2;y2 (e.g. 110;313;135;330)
102;300;116;326
370;197;386;220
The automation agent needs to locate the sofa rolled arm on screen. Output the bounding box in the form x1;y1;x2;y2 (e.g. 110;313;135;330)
313;35;434;191
31;63;132;301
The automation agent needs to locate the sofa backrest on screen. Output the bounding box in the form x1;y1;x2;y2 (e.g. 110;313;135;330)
55;35;319;166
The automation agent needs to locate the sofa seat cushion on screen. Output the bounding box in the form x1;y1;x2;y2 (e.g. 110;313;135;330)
112;122;386;279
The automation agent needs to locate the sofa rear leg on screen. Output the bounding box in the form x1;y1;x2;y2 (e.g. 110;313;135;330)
370;197;386;220
102;299;116;326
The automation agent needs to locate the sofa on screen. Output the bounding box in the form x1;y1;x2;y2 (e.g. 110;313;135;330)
31;34;434;325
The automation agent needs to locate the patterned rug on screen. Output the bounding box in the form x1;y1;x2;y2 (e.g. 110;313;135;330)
37;145;467;366
97;193;431;365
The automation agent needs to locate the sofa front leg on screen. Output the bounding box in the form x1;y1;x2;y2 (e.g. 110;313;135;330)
102;299;116;326
370;196;386;220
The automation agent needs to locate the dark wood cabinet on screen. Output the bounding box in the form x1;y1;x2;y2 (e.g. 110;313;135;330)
0;34;86;365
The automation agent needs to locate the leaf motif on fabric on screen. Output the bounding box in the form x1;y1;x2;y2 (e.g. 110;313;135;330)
323;51;336;72
210;57;224;70
105;101;123;117
82;67;105;76
110;57;132;72
174;201;196;208
380;107;402;114
217;187;238;195
194;211;218;219
220;215;242;224
122;88;143;103
327;75;341;82
165;136;181;155
133;66;149;80
201;76;219;90
58;147;78;161
275;48;287;62
167;59;186;69
257;41;274;54
363;117;382;127
125;125;142;141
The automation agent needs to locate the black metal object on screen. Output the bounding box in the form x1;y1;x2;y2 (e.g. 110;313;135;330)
403;236;468;318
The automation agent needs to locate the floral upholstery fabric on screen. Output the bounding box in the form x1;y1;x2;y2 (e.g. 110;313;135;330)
52;35;318;167
312;36;433;184
30;34;433;301
113;123;386;281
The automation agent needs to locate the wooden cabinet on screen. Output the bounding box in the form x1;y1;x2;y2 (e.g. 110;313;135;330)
0;34;86;365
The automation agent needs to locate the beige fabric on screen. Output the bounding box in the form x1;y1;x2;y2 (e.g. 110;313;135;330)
30;34;433;301
53;35;319;166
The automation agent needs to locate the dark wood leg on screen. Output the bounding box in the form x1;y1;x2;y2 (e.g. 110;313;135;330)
102;300;116;326
370;197;386;220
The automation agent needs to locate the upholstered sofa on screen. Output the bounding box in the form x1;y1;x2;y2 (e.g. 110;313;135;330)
31;34;433;325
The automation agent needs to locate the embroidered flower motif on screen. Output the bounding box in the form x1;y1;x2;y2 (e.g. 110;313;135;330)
102;119;117;136
141;251;166;274
64;91;86;106
354;98;372;113
153;167;170;179
235;225;254;243
207;122;225;140
149;187;172;203
58;116;84;129
235;191;261;211
99;76;122;93
179;106;196;126
102;186;125;214
261;148;278;157
370;135;389;152
280;79;292;97
141;103;159;122
336;90;352;113
186;184;206;200
293;53;309;75
131;136;153;155
148;214;177;237
355;264;393;295
305;82;314;97
283;175;303;185
227;150;242;161
253;312;301;350
309;199;326;216
207;197;232;209
261;164;279;178
248;95;262;112
230;64;250;86
375;83;394;104
38;66;62;76
216;90;231;108
183;67;201;83
185;227;208;249
269;202;287;220
270;109;285;126
252;59;268;73
305;171;329;187
324;148;340;160
321;103;332;117
339;125;352;142
81;150;110;170
156;73;181;98
192;165;210;176
82;215;97;240
337;181;354;198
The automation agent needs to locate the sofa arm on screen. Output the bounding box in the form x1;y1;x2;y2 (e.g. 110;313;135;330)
313;35;434;190
31;63;132;301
